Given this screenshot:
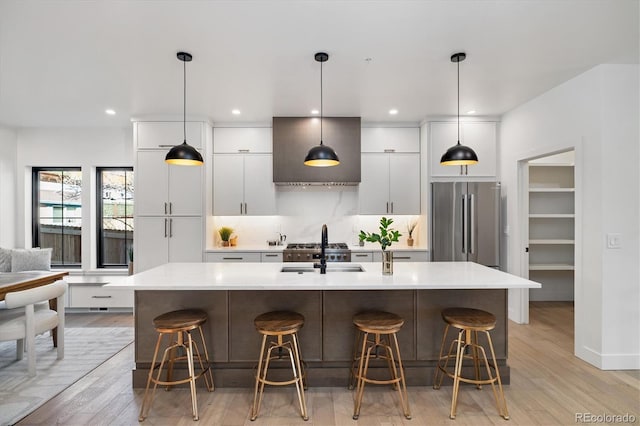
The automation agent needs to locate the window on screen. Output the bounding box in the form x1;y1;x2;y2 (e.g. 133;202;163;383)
32;168;82;267
97;168;134;268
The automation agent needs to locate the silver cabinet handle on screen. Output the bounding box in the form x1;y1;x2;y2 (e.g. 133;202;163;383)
169;202;172;215
164;202;168;214
386;202;389;213
92;295;112;299
244;203;247;215
240;203;243;214
158;144;174;148
264;254;278;257
393;256;411;260
222;257;243;260
169;218;173;238
391;202;394;214
164;218;168;238
469;193;475;254
383;149;396;153
238;149;250;153
461;194;466;254
355;254;369;257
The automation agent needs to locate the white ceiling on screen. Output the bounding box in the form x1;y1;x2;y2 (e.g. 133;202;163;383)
0;0;637;128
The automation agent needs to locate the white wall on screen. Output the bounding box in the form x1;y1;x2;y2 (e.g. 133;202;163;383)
0;125;17;247
500;64;639;370
15;127;133;269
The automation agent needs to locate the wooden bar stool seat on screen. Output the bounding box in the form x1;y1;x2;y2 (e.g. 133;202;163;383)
433;307;509;420
251;310;308;421
349;310;411;420
138;309;214;422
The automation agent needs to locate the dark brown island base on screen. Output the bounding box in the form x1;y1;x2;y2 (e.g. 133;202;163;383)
107;261;540;388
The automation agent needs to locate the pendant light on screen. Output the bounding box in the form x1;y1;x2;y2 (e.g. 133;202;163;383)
304;52;340;167
165;51;204;166
440;52;478;166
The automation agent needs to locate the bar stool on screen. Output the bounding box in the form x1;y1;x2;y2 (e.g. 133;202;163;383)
349;310;411;420
138;309;214;422
251;310;308;421
433;307;509;420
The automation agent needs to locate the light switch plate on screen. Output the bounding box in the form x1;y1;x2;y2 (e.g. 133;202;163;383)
606;233;622;249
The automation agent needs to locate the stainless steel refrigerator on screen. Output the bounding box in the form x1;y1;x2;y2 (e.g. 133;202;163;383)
431;182;501;268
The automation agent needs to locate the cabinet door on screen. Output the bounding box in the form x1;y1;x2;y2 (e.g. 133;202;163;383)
168;161;203;216
462;122;497;177
136;122;203;149
389;153;420;214
136;151;169;216
213;154;245;215
361;127;420;153
243;154;277;215
135;216;169;273
213;127;272;153
168;217;203;262
359;153;390;214
429;122;461;177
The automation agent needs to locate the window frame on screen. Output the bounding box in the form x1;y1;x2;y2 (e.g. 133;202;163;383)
96;167;134;269
32;167;83;269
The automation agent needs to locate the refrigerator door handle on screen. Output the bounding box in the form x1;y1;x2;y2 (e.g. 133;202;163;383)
461;194;467;254
469;194;475;254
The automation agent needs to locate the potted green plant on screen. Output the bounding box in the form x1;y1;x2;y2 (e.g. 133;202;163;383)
218;226;234;247
359;217;401;275
406;218;418;247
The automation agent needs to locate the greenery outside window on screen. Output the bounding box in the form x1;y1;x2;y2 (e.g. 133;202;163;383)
96;167;134;268
32;168;82;267
97;168;134;268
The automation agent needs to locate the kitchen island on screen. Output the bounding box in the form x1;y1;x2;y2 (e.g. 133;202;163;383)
108;261;540;387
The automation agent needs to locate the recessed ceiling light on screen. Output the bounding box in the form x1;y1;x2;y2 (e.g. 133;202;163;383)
105;109;116;115
389;109;398;115
467;110;476;114
311;109;319;115
231;109;241;115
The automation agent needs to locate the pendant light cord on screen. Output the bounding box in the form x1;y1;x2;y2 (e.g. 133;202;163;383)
183;57;187;143
457;57;460;145
320;58;324;145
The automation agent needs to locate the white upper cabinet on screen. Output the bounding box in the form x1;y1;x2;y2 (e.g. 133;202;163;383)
136;121;203;150
359;152;420;215
213;153;276;215
213;127;272;153
361;127;420;153
429;121;497;177
136;150;203;216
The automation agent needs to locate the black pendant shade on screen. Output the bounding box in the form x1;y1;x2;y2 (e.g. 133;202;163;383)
440;142;478;165
441;52;478;167
304;52;340;167
165;51;203;166
165;141;204;166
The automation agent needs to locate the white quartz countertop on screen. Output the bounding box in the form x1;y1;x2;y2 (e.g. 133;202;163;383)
107;262;540;291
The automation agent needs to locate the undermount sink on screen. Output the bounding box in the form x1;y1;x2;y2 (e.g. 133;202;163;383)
280;264;365;273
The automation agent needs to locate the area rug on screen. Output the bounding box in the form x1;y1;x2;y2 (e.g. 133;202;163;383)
0;326;134;426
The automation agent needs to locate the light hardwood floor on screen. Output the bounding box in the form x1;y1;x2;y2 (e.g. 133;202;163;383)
17;303;640;425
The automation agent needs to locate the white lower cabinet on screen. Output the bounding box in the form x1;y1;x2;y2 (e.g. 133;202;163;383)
70;285;133;309
136;216;203;273
351;252;374;262
261;252;283;262
205;252;261;262
372;250;429;262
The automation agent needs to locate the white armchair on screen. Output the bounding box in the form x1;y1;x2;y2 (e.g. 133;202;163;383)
0;280;67;376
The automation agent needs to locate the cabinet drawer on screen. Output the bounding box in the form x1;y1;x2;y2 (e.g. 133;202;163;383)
261;252;283;262
351;252;374;262
205;252;261;262
70;286;133;308
373;251;429;262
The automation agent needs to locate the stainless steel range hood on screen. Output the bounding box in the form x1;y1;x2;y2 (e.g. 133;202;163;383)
272;117;361;185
